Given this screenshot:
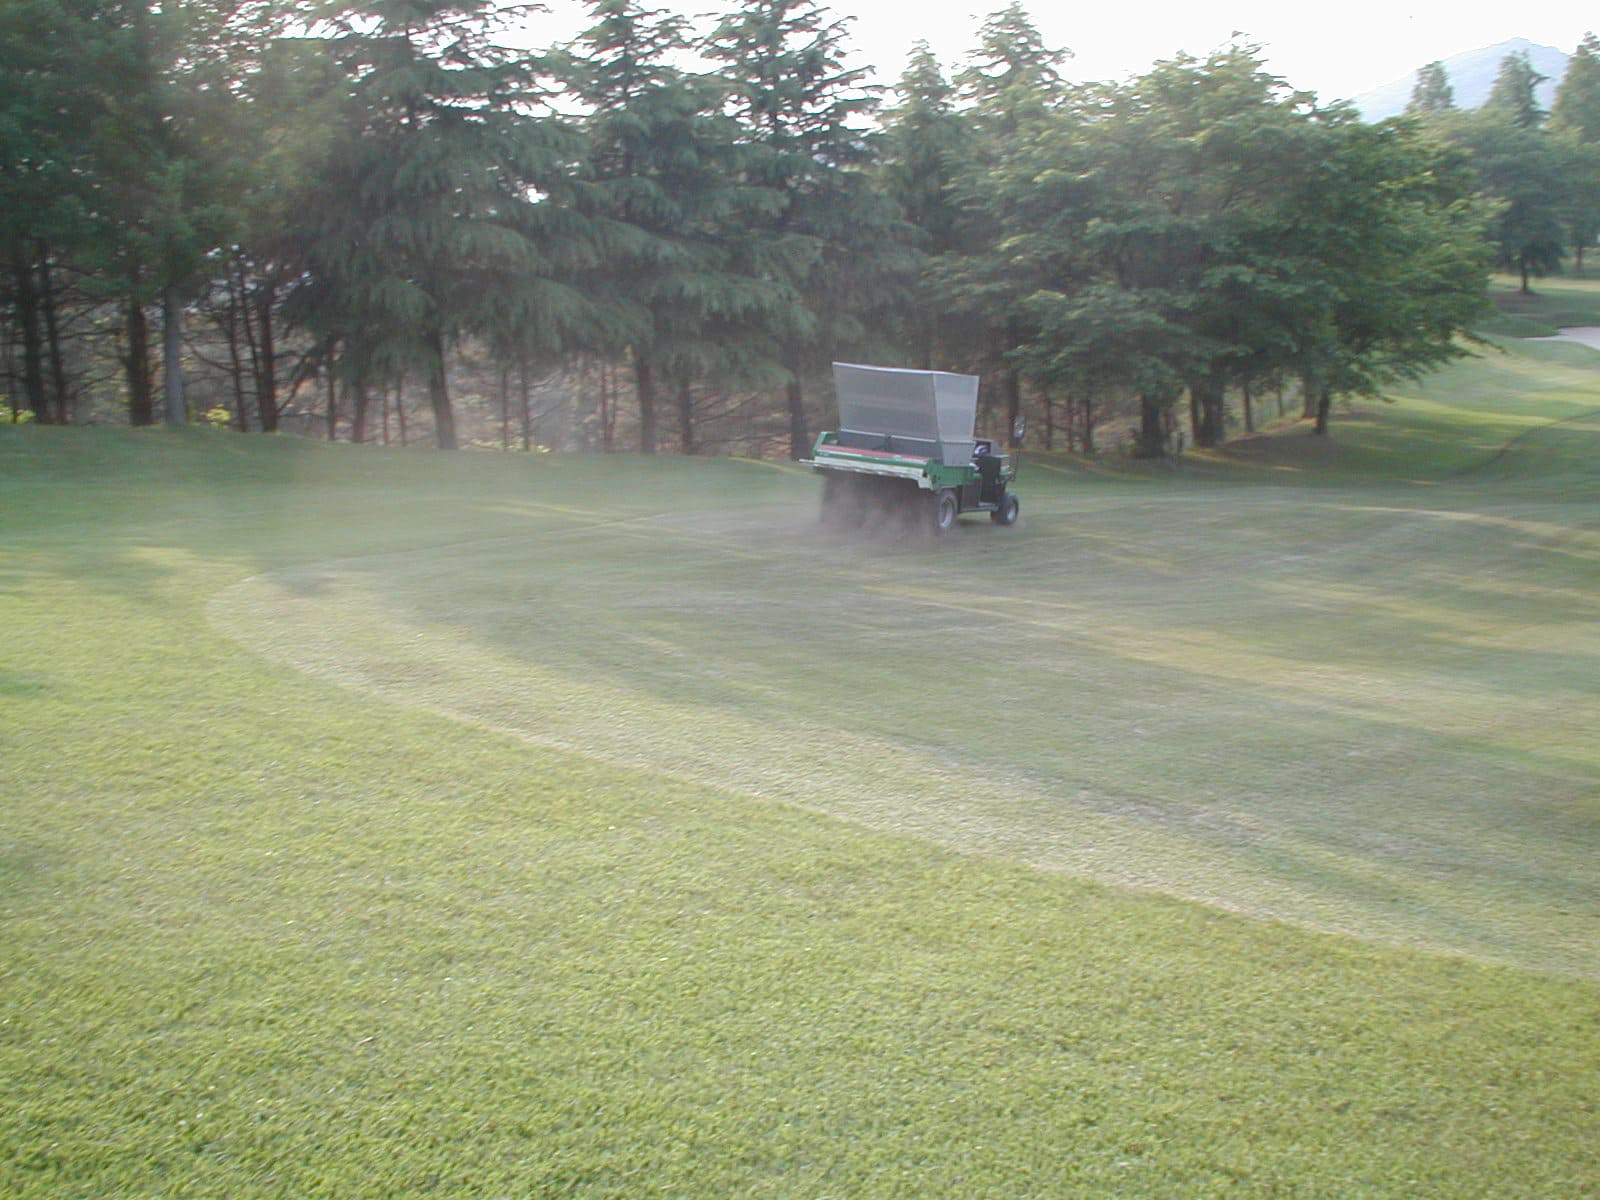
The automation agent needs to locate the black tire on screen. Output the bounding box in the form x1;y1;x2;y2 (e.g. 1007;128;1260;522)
932;489;959;534
991;492;1020;526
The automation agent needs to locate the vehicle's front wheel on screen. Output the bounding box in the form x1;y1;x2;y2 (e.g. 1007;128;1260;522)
932;489;959;534
991;492;1020;526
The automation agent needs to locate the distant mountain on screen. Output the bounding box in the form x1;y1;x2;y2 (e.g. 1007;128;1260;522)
1351;38;1569;122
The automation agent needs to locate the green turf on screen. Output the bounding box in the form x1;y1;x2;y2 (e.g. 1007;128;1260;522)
3;324;1599;1196
1473;273;1600;336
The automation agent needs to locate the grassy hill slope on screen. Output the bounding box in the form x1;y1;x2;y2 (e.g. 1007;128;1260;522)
3;329;1598;1196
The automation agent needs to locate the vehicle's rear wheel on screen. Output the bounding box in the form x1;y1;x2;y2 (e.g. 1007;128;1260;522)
992;492;1020;526
932;489;959;533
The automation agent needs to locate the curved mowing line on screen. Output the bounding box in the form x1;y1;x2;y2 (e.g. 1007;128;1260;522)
1445;405;1600;479
208;503;1599;980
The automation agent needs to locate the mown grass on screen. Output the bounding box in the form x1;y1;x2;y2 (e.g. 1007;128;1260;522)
1475;272;1600;336
3;321;1599;1196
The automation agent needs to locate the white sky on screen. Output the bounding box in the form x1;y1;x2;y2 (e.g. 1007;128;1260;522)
516;1;1596;105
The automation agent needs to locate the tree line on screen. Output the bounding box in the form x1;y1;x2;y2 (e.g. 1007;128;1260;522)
1407;40;1600;291
3;0;1597;455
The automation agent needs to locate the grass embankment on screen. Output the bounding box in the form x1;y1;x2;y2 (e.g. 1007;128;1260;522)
3;326;1598;1196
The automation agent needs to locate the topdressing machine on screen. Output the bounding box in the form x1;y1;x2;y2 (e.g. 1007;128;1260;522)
805;362;1020;533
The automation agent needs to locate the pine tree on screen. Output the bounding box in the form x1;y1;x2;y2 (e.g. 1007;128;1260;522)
877;42;971;368
1484;50;1547;128
1551;34;1600;270
555;0;785;453
1552;32;1600;139
0;0;92;422
703;0;913;459
945;4;1074;434
1406;61;1455;114
287;0;584;449
205;35;347;433
956;1;1069;140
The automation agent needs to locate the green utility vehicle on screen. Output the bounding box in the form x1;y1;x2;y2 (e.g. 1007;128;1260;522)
805;362;1020;533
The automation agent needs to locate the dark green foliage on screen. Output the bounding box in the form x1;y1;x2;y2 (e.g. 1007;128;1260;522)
1551;33;1600;270
1438;111;1572;292
1552;32;1600;140
935;42;1489;449
934;5;1072;432
1484;49;1547;128
552;0;790;453
1282;119;1491;428
0;0;1580;452
285;0;586;448
955;0;1070;139
876;44;968;367
1407;60;1455;113
704;0;915;458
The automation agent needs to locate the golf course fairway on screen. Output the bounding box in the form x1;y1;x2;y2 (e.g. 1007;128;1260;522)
3;328;1597;1196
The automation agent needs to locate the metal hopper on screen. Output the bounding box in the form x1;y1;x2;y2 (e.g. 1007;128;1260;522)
831;362;979;467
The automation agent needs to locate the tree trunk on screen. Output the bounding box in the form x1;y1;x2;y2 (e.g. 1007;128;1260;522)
126;299;154;426
396;377;408;447
229;255;259;430
1196;379;1226;445
1313;385;1333;435
162;285;185;426
1082;397;1096;456
1003;366;1022;446
499;364;511;451
325;364;337;441
426;329;457;450
9;243;49;423
634;352;657;454
352;380;370;444
518;356;532;451
223;272;250;431
1242;380;1254;434
601;361;617;451
1136;393;1167;457
3;327;18;421
1301;373;1318;420
1519;253;1532;295
677;376;695;455
786;376;808;460
37;246;68;423
255;278;278;432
